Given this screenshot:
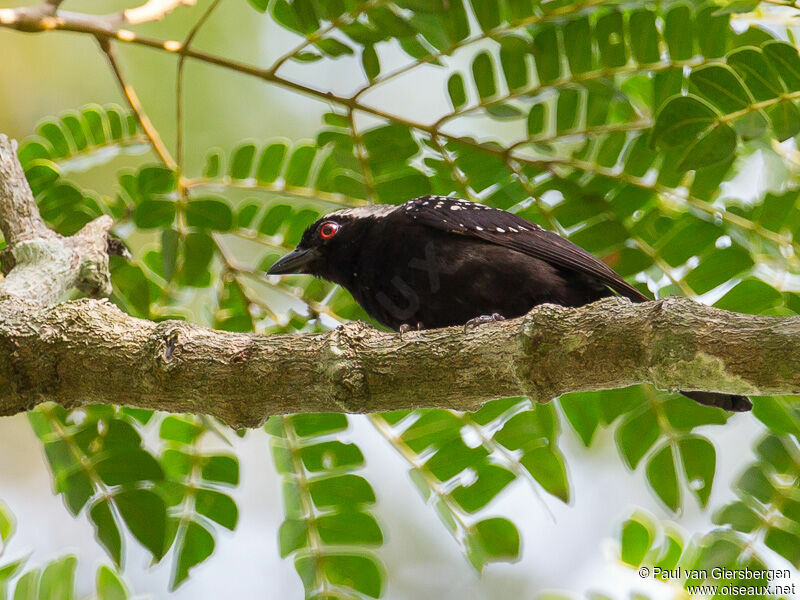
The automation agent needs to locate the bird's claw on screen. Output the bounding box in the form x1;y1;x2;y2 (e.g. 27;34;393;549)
398;322;424;338
464;313;505;332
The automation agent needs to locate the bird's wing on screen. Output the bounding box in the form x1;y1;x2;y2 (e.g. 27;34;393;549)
402;196;649;302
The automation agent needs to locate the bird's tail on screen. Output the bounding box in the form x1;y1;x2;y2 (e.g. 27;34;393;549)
680;390;752;412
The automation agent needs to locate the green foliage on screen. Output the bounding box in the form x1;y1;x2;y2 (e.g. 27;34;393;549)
713;432;800;569
28;405;166;565
618;511;789;599
266;415;384;599
370;399;568;570
159;416;240;589
27;406;239;589
0;502;133;600
7;0;800;595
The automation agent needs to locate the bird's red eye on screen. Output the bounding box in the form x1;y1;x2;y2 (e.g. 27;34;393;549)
319;222;339;239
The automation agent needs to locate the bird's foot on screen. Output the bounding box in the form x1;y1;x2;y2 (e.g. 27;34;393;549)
464;313;505;332
398;322;424;338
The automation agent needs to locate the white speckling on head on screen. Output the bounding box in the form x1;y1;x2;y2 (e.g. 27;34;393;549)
332;204;398;219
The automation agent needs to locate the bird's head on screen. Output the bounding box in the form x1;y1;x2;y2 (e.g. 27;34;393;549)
266;204;396;282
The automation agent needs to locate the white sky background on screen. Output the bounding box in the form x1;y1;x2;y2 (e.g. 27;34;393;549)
0;1;799;598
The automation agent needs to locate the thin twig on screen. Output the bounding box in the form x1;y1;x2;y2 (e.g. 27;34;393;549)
96;37;177;169
122;0;195;26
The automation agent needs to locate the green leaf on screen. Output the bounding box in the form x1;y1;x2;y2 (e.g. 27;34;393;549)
295;553;383;599
713;501;761;532
615;407;659;469
299;441;364;472
629;10;659;64
137;165;176;195
447;73;467;109
0;557;27;582
665;5;693;60
595;11;626;68
533;25;560;83
0;500;13;543
115;489;167;560
229;143;256;179
727;46;783;101
160;416;204;444
178;232;215;287
563;17;592;74
194;489;238;530
684;246;754;294
185;197;234;231
38;556;77;600
499;35;529;91
315;37;353;57
689;65;752;114
651;95;720;148
316;511;383;546
362;45;380;80
96;566;128;600
678;121;737;170
134;200;176;229
13;570;39;600
559;393;602;446
201;455;239;485
89;500;122;566
737;465;775;504
766;100;800;141
662;396;727;430
278;519;307;557
424;438;487;481
37;120;70;157
471;52;496;100
764;527;800;567
308;474;376;508
94;448;163;485
467;517;520;570
284;144;316;186
646;444;681;512
247;0;268;12
620;515;652;566
172;521;215;589
715;278;782;313
256;143;288;183
763;41;800;91
520;446;570;502
678;435;715;507
450;464;515;513
292;413;348;437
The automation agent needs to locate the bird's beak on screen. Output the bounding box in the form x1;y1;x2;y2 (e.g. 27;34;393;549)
267;248;319;275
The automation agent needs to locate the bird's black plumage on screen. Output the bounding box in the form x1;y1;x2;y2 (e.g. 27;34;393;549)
268;196;751;412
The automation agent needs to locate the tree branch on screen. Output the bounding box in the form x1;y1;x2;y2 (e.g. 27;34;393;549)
1;294;799;428
1;134;799;429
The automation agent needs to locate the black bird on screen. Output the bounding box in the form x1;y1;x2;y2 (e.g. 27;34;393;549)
268;195;751;412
